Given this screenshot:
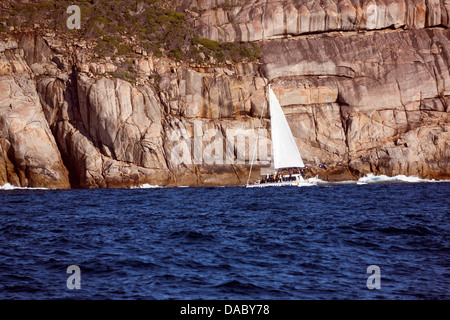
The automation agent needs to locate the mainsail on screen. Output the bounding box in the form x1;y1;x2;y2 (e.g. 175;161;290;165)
268;85;305;169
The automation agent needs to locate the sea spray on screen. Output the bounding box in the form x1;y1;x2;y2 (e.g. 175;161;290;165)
0;183;48;190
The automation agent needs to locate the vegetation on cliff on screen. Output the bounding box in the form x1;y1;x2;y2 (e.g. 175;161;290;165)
0;0;260;63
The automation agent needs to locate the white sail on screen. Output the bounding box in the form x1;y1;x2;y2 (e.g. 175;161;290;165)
268;85;305;169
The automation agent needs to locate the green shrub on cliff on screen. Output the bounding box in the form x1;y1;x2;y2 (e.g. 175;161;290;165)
193;37;222;53
193;37;261;63
94;35;121;57
1;0;260;64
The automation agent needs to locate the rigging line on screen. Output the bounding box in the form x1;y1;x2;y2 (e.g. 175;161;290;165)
246;85;268;186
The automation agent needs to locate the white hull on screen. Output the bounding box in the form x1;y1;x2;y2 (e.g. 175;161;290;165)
246;178;317;188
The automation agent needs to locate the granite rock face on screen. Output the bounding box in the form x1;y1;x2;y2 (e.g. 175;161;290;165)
0;0;449;188
0;38;70;188
184;0;450;42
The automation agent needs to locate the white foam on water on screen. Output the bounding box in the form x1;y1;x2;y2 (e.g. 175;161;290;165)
0;183;17;190
0;183;48;190
356;173;440;184
300;177;329;186
130;184;195;188
130;183;163;189
311;173;448;186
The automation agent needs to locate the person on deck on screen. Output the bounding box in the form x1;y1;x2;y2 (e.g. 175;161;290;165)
319;163;327;170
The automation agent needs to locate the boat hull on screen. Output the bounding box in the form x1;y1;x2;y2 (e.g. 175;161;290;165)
246;179;317;188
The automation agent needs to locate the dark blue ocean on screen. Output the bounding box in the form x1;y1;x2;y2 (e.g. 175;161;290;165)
0;181;449;300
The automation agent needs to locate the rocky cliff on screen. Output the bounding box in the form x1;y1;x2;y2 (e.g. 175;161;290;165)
0;0;449;188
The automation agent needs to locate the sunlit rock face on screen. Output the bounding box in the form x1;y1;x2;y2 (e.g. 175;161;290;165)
184;0;448;42
1;1;449;188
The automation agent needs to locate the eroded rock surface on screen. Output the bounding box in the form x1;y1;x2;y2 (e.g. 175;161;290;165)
0;38;70;188
183;0;450;42
1;1;449;188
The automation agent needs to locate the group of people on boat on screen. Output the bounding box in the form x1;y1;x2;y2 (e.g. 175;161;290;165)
260;173;291;184
256;163;327;185
259;168;307;184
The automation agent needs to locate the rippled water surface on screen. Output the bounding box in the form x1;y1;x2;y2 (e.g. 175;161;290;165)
0;182;449;299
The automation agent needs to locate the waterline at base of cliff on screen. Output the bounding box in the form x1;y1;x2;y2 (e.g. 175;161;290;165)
1;1;449;190
3;173;446;190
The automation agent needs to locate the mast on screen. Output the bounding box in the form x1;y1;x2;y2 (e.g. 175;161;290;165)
246;85;268;187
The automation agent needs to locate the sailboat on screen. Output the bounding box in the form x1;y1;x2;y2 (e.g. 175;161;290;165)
246;85;317;188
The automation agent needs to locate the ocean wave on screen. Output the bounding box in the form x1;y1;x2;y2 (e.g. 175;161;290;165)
305;176;326;185
130;184;196;189
0;183;48;190
130;183;163;189
312;174;448;186
355;174;443;184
